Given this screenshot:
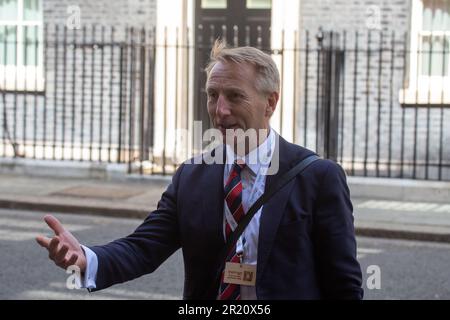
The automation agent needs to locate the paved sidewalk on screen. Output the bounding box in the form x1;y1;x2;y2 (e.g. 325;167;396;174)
0;173;449;243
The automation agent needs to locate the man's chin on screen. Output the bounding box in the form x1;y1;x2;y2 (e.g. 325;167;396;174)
218;126;241;135
222;135;238;146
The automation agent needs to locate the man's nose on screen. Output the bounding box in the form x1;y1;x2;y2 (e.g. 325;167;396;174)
216;95;231;117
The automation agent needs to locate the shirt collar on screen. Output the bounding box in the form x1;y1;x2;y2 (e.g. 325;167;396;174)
225;128;275;176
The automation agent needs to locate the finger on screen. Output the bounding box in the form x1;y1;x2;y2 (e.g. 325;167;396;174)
48;237;60;259
57;253;78;270
65;253;79;267
54;244;69;263
35;235;51;249
44;215;65;236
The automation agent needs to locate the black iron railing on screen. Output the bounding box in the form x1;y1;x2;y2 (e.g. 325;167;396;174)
0;24;449;180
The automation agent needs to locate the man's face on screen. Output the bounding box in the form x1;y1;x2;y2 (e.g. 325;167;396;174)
206;61;277;148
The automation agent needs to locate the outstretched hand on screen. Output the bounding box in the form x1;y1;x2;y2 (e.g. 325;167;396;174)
36;215;87;273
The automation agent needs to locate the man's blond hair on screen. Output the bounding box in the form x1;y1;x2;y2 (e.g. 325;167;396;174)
205;39;280;95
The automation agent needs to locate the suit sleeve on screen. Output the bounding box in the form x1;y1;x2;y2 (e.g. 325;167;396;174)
313;160;364;299
87;164;184;292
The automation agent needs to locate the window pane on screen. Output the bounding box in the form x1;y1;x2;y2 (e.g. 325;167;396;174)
422;0;450;30
201;0;226;9
23;0;41;21
0;0;18;20
23;25;39;66
421;35;449;76
246;0;271;9
0;26;17;65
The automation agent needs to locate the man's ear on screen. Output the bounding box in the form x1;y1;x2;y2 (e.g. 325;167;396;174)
265;91;279;117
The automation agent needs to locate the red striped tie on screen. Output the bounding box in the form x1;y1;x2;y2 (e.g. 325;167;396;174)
219;161;246;300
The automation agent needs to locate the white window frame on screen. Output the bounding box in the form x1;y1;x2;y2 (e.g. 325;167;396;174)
0;0;44;92
399;0;450;104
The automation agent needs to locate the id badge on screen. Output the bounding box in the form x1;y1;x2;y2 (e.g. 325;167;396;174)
223;262;257;286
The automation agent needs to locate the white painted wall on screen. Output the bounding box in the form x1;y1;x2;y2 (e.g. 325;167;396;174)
271;0;301;142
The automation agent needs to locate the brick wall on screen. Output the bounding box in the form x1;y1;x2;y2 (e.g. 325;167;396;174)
293;0;450;180
300;0;410;33
0;0;156;162
43;0;157;31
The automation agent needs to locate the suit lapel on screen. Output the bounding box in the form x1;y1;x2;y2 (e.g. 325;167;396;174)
257;137;292;280
257;135;313;281
202;146;226;246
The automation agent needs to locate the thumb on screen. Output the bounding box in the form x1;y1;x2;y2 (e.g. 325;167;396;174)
44;214;65;236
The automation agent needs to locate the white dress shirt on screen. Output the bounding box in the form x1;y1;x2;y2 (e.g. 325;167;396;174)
222;128;275;300
80;245;98;290
81;128;276;300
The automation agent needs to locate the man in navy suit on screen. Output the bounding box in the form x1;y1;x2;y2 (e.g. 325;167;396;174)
36;40;363;300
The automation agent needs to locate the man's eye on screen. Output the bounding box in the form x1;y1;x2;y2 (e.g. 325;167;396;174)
230;93;243;100
208;93;218;100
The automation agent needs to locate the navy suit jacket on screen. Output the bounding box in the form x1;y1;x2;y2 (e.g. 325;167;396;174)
90;135;363;299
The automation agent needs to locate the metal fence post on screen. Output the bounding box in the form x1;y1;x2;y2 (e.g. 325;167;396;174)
316;28;342;161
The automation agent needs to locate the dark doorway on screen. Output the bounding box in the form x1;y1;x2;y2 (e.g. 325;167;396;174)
194;0;272;130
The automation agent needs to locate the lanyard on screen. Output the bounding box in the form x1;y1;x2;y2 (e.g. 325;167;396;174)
224;132;273;243
236;235;246;261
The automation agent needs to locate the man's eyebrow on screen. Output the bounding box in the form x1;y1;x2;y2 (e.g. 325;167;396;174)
224;87;246;94
206;86;246;94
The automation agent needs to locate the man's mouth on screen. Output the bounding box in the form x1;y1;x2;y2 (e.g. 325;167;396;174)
218;124;239;131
